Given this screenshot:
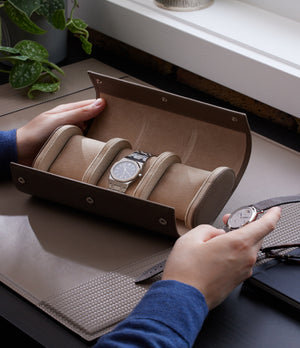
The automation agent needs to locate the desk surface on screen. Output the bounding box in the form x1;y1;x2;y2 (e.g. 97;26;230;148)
1;59;300;348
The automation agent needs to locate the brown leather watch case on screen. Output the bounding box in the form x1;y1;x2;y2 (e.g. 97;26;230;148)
11;71;251;237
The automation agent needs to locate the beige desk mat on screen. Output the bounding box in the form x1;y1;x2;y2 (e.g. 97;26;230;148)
0;58;299;341
0;215;170;340
0;59;173;340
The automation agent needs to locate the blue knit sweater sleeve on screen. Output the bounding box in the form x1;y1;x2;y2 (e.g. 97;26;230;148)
94;280;208;348
0;129;17;178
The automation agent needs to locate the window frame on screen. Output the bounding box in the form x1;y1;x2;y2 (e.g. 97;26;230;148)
72;0;300;119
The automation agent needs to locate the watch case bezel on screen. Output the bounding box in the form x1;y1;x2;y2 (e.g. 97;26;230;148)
226;205;258;230
110;159;142;183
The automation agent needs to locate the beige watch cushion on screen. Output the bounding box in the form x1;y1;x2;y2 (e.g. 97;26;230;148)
32;125;235;229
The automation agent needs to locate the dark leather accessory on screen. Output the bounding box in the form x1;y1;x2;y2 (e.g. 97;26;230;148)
254;195;300;211
135;260;167;284
226;195;300;231
244;248;300;312
136;195;300;283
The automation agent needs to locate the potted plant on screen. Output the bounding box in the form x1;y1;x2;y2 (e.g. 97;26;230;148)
0;0;92;98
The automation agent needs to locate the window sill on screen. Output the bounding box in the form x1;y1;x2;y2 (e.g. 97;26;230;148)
74;0;300;119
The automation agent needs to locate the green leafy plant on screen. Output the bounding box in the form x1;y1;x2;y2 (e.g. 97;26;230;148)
0;0;92;98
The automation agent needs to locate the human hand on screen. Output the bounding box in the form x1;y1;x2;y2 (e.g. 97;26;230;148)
16;98;106;166
162;207;281;309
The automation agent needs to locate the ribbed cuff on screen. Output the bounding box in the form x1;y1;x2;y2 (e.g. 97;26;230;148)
0;129;17;178
130;280;208;345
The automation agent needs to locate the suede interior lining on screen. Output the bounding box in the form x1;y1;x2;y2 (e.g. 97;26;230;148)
48;135;106;181
32;125;236;229
87;94;247;176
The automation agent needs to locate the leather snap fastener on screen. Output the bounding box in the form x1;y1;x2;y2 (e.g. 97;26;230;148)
159;218;167;225
86;196;94;204
18;177;26;184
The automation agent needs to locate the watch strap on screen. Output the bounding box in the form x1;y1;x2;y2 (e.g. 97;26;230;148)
253;194;300;211
137;194;300;283
125;151;152;163
135;260;166;283
108;181;129;193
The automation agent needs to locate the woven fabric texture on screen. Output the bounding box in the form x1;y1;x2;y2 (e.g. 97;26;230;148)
39;249;170;341
257;202;300;264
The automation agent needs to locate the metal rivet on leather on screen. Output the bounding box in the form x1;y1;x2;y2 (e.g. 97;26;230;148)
96;79;103;85
161;96;168;103
158;217;167;225
86;196;94;205
17;177;26;184
232;116;238;122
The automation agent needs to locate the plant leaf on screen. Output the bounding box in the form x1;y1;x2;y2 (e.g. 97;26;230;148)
79;36;92;55
50;9;66;30
36;0;66;29
7;0;41;18
41;60;64;75
66;18;92;54
67;18;88;34
28;81;60;99
0;46;20;54
72;18;88;30
0;55;29;62
10;60;42;88
14;40;49;60
0;69;11;74
4;1;45;34
42;66;61;81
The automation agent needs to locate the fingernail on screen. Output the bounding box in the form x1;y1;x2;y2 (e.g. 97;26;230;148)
92;98;104;108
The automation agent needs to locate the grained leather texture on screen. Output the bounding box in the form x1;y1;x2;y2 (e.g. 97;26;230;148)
11;163;179;237
13;71;251;236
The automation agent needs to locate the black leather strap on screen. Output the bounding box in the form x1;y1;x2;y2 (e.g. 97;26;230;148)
253;194;300;211
135;260;166;283
135;194;300;283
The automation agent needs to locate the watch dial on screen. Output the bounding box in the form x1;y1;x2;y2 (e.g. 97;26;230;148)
111;160;140;182
228;207;257;229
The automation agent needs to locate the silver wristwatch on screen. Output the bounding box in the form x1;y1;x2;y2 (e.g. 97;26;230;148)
135;194;300;283
109;151;152;193
225;195;300;231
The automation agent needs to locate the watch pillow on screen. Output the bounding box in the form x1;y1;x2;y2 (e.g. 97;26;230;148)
33;125;236;229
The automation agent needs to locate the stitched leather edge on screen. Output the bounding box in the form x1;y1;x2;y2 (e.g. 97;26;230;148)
82;138;131;185
32;125;83;171
185;167;236;229
133;152;181;200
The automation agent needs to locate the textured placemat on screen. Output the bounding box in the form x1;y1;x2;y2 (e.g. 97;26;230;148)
257;202;300;264
39;248;170;341
38;203;299;341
